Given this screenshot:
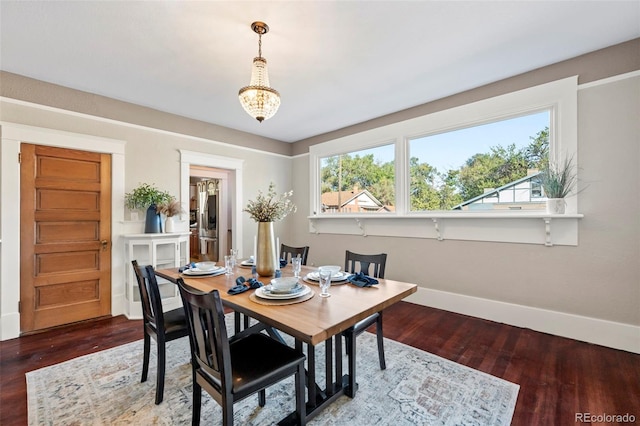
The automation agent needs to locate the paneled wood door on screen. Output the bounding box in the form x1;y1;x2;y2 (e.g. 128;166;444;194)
20;144;112;333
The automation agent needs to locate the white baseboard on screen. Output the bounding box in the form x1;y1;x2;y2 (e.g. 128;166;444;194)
112;292;126;317
406;287;640;354
0;312;20;340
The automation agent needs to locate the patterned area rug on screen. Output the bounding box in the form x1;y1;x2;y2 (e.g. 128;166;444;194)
27;316;518;425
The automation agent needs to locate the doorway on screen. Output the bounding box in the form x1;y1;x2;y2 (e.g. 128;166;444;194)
189;167;231;263
180;150;244;263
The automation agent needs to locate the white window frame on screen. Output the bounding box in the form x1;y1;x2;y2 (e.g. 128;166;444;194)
308;76;582;246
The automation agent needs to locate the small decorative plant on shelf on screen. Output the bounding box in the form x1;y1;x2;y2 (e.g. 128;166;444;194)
244;182;297;277
540;157;577;214
125;183;173;233
157;200;185;233
125;183;173;210
157;199;184;217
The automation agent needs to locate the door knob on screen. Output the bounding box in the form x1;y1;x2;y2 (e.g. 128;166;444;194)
101;240;108;251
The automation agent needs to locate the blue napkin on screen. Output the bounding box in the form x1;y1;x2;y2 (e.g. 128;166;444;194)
178;262;196;273
228;276;263;295
347;272;379;287
280;258;288;268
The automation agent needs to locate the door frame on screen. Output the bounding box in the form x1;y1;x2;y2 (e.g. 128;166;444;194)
1;122;126;340
179;150;244;258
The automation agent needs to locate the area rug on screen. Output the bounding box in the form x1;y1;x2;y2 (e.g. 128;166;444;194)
27;316;518;425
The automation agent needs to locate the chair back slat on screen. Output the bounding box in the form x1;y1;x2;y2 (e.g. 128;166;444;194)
132;261;165;328
344;251;387;279
177;279;231;390
280;244;310;265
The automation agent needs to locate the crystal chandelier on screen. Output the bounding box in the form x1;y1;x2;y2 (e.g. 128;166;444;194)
238;21;281;123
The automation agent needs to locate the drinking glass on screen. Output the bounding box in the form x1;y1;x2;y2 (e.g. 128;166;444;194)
291;256;302;278
318;267;332;298
224;255;233;275
229;249;238;270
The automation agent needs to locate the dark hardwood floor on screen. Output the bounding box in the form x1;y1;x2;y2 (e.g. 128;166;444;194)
1;301;638;425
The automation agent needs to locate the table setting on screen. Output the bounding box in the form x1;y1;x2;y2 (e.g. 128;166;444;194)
233;275;315;305
178;261;227;278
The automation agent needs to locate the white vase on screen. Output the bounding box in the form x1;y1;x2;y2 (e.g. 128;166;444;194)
165;217;175;233
546;198;565;214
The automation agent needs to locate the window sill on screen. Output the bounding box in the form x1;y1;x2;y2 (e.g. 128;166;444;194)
307;213;583;246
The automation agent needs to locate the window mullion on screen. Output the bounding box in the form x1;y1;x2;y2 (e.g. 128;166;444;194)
395;136;408;215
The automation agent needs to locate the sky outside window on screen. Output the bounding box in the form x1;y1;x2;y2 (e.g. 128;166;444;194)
409;111;550;174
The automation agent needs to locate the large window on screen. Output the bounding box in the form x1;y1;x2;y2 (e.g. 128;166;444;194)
308;77;579;246
408;110;550;212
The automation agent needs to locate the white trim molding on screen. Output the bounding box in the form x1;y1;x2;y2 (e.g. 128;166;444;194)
407;287;640;354
179;150;245;258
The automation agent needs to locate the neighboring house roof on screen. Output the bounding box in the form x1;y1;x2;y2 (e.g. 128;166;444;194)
452;171;542;210
322;188;392;212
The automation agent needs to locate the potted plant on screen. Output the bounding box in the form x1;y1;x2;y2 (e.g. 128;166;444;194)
125;183;173;233
157;199;184;233
540;157;577;214
244;182;296;276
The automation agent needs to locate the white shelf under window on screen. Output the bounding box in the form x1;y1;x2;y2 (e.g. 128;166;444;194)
307;212;584;247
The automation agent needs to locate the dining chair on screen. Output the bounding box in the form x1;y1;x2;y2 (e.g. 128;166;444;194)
176;277;307;426
131;260;189;404
343;250;388;370
280;244;310;265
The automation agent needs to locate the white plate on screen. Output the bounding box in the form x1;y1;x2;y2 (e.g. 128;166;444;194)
255;284;311;300
240;260;255;267
182;267;225;276
265;282;303;295
305;271;350;281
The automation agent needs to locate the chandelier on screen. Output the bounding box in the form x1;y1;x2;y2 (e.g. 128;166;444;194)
238;21;281;123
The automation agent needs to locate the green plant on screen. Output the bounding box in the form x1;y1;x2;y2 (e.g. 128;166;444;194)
244;182;297;222
540;157;577;199
125;183;173;210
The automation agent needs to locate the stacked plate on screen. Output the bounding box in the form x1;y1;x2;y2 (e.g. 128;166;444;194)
182;265;226;277
304;270;350;283
255;282;311;300
240;259;255;268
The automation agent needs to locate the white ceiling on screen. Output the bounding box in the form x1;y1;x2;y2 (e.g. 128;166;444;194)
1;1;639;143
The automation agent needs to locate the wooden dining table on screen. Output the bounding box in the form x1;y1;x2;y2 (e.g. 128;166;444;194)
155;263;417;424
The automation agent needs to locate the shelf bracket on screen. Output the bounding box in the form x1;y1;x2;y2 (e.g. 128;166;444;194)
355;218;367;236
309;218;319;234
543;217;553;247
432;218;443;241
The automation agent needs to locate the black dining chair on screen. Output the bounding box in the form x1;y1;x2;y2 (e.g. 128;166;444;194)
176;277;307;426
131;260;189;404
280;244;310;265
343;250;388;370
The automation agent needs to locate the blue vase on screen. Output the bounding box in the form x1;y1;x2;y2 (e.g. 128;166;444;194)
144;204;162;233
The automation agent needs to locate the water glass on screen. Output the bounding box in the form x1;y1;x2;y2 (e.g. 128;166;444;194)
318;267;332;298
224;255;233;275
291;256;302;278
229;249;238;269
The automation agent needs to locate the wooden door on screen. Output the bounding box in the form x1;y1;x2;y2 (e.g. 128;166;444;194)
20;144;112;333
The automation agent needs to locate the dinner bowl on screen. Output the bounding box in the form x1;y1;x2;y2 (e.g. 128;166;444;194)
318;265;341;275
271;276;299;291
195;261;217;271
